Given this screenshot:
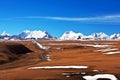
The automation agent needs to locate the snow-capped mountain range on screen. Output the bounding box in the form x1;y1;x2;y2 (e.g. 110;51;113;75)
0;30;55;40
0;30;120;40
60;31;84;40
18;30;53;40
60;31;120;40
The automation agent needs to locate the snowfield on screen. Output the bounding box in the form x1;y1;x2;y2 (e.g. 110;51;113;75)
94;44;120;54
81;44;110;48
105;51;120;54
83;74;118;80
28;66;88;69
32;40;47;50
95;48;119;52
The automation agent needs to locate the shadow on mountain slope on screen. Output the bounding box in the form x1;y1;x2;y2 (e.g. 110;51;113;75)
0;42;32;64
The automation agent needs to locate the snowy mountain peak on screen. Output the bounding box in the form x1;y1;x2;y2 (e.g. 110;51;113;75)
0;30;120;40
19;30;53;40
65;31;75;34
60;31;117;40
110;33;120;40
91;32;109;40
1;31;10;36
60;31;84;40
92;32;107;37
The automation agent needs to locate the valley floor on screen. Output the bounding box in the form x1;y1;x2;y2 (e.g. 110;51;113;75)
0;40;120;80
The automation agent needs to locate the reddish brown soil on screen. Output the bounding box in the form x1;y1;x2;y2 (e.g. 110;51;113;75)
0;42;32;65
0;40;120;80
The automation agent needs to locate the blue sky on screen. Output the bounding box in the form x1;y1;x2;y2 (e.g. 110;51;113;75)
0;0;120;37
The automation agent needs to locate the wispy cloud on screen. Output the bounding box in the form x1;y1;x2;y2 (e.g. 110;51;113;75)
17;14;120;24
1;14;120;23
22;14;120;21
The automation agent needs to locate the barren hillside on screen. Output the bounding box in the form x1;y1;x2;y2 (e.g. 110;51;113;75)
0;40;120;80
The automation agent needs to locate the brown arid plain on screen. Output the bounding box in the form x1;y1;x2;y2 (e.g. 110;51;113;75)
0;40;120;80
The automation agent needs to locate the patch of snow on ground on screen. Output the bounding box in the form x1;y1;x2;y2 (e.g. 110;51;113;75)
88;44;109;48
81;44;110;48
46;43;79;45
81;72;86;75
105;51;120;54
28;66;88;69
92;70;99;72
56;47;62;50
83;74;118;80
32;40;47;50
101;43;116;44
95;48;119;52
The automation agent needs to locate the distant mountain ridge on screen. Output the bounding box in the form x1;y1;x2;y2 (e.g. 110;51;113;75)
18;30;53;40
60;31;120;40
0;30;55;40
0;30;120;40
60;31;84;40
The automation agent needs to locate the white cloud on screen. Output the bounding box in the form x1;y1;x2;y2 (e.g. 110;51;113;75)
21;15;120;24
41;15;120;21
23;14;120;21
41;16;92;21
1;14;120;23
